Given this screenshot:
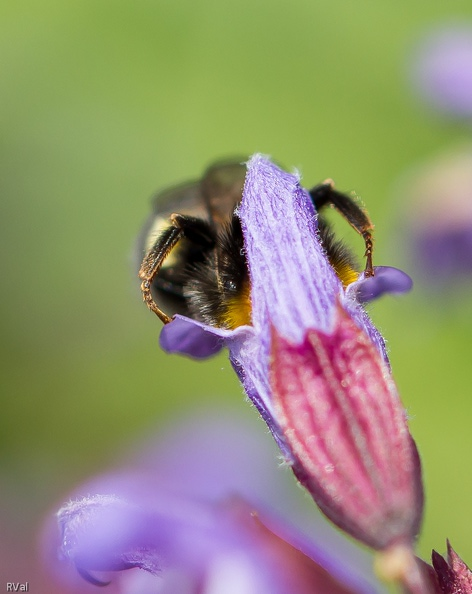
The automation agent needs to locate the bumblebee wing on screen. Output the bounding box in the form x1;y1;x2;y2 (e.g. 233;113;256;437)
200;159;247;224
139;160;247;255
138;180;208;256
151;179;208;218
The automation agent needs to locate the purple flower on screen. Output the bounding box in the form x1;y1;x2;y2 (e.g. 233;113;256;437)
48;413;381;594
410;24;472;117
55;495;369;594
399;147;472;289
160;156;422;552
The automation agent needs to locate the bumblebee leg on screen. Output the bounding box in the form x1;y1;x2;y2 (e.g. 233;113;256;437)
309;180;374;277
139;214;215;324
139;225;183;323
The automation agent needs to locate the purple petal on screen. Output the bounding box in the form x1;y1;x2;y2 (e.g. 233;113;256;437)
55;492;378;594
159;315;225;359
239;154;341;342
57;495;162;580
352;267;413;303
56;493;224;585
160;314;255;360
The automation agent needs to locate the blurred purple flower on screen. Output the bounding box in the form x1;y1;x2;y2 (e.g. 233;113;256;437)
49;413;381;594
55;494;372;594
410;24;472;117
399;147;472;289
160;156;422;553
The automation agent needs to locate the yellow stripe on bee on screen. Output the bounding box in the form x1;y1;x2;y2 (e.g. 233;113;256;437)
219;279;252;330
333;262;359;287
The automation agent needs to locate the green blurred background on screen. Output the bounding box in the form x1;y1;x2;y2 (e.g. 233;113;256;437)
2;0;472;584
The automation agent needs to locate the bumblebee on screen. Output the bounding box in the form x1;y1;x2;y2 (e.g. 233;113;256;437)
138;160;374;329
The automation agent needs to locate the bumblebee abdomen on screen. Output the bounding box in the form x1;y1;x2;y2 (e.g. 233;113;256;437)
318;218;360;287
218;277;252;329
184;270;252;330
184;215;251;330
